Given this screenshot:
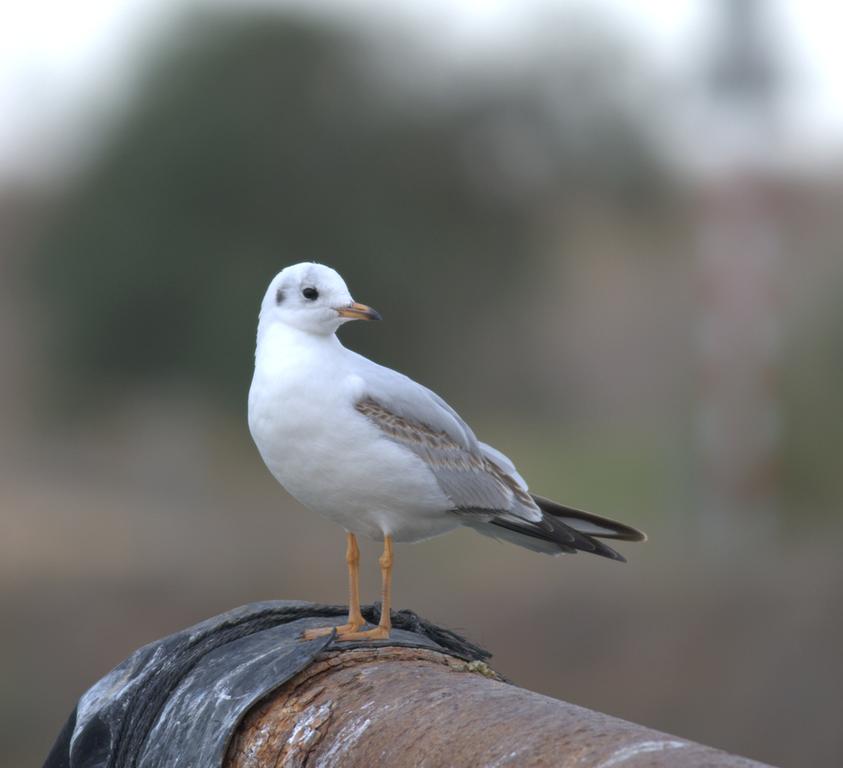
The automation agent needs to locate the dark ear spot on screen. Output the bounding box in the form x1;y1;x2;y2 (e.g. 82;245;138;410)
275;288;284;305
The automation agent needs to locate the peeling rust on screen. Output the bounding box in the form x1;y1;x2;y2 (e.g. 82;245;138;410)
224;646;774;768
463;659;499;679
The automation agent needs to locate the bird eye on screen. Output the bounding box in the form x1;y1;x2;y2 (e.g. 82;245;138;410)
302;287;319;301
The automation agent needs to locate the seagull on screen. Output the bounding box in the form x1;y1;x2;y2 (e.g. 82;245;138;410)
248;263;646;641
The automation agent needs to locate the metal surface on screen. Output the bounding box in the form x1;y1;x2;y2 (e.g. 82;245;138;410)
226;647;776;768
44;600;777;768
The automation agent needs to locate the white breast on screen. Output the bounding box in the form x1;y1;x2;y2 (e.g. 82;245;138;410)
248;326;456;542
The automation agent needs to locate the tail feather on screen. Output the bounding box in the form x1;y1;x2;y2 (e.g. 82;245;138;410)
491;513;627;561
460;495;645;560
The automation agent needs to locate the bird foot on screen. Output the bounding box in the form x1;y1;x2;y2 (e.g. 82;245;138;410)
334;626;390;642
302;622;362;640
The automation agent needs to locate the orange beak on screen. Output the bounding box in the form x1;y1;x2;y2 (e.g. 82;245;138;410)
336;302;382;321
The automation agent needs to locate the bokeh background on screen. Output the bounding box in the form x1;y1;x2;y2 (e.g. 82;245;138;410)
2;1;842;766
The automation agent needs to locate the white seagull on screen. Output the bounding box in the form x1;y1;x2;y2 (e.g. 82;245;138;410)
248;263;646;641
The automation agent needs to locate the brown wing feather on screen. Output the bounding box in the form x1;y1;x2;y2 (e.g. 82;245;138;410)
355;397;537;515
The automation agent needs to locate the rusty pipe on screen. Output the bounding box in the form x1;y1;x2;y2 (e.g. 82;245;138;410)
224;647;774;768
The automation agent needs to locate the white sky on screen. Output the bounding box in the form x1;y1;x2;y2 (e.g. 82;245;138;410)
0;0;841;181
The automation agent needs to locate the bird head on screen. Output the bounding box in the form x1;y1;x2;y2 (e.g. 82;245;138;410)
258;262;381;338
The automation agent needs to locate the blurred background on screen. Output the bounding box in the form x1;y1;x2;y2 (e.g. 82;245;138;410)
2;1;842;766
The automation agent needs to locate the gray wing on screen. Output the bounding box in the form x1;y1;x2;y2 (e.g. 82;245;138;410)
352;361;541;522
351;356;636;560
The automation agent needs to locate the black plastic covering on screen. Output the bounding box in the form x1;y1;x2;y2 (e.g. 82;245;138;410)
43;600;490;768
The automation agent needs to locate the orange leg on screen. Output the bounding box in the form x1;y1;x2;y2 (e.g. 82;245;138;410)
337;535;392;641
302;532;365;640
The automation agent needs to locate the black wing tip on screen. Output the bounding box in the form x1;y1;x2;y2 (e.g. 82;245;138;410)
488;516;629;561
601;546;627;563
530;494;647;543
583;534;627;562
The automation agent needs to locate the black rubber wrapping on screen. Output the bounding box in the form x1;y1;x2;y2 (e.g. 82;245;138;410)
42;600;490;768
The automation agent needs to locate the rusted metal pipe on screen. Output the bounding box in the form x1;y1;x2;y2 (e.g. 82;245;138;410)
224;646;774;768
